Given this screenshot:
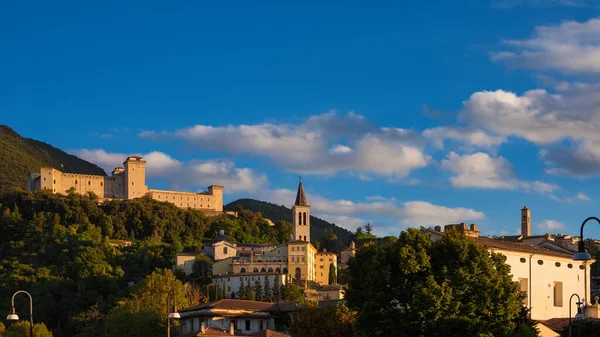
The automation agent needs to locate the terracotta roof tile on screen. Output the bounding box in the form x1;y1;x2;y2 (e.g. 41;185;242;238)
181;299;275;313
473;236;575;258
294;179;309;206
251;330;291;337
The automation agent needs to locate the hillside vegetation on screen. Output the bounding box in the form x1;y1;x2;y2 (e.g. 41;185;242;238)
0;125;106;194
225;198;353;250
0;190;294;336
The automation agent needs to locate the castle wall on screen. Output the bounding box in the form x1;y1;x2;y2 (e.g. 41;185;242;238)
31;156;224;214
146;189;219;211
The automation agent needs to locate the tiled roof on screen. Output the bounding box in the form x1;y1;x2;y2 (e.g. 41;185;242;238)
178;327;250;336
181;299;275;313
536;318;570;333
424;228;576;259
294;179;309;206
472;236;575;258
251;330;291;337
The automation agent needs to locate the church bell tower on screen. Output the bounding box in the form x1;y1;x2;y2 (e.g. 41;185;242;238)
293;178;310;242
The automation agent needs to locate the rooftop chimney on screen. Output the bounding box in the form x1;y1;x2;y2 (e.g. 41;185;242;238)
219;229;225;236
229;321;235;335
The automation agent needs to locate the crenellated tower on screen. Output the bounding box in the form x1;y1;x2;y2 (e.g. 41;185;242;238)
293;178;310;242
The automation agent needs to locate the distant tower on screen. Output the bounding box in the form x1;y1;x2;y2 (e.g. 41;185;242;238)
124;156;147;199
521;206;531;237
293;178;310;242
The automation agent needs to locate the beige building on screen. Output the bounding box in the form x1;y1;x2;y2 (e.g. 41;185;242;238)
304;285;345;302
315;251;337;285
28;156;223;212
339;242;356;269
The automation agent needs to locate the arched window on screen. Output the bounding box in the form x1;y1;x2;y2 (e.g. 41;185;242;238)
304;236;307;241
240;268;246;273
261;268;266;272
295;267;301;279
253;268;259;272
298;213;302;225
283;268;288;274
303;212;307;225
268;267;274;272
275;268;281;273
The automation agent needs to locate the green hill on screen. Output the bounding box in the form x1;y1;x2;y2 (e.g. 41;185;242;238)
0;125;107;194
224;198;353;248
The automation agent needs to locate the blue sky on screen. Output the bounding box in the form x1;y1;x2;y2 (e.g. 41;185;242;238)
3;0;600;238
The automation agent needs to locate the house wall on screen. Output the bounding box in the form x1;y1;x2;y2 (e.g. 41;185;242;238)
498;249;591;320
180;316;275;335
212;273;287;299
315;252;338;285
212;257;233;275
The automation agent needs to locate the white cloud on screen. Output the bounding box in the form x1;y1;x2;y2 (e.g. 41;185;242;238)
423;126;506;150
143;111;429;179
536;219;566;232
257;187;485;234
574;192;591;201
70;149;266;193
551;191;591;202
490;17;600;73
441;152;558;193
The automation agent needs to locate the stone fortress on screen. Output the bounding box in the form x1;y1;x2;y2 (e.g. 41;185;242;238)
28;156;224;213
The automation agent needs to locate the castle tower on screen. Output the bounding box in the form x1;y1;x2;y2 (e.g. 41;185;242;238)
521;206;531;237
208;185;224;211
293;178;310;242
124;156;148;199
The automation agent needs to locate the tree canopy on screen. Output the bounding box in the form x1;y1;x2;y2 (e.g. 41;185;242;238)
345;228;538;337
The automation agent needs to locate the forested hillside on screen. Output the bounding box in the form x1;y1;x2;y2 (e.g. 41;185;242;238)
225;198;353;249
0;190;293;337
0;125;107;194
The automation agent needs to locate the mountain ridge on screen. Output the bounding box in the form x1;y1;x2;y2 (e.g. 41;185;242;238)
224;198;353;247
0;125;107;194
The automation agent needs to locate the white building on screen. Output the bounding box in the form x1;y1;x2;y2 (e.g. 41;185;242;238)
426;227;594;321
212;273;287;299
178;299;296;336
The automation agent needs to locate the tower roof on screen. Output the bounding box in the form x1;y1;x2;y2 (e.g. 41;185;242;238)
294;178;309;206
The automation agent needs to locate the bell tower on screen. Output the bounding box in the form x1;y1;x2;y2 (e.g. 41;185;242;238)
293;177;310;242
521;206;531;237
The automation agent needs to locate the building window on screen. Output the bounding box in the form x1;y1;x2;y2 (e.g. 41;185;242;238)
520;258;526;263
537;260;544;265
261;268;266;272
519;278;528;306
320;265;324;269
88;181;91;185
245;320;251;331
224;247;228;255
554;282;563;307
53;180;56;184
75;180;78;184
100;182;103;186
240;268;246;273
303;212;307;225
260;321;264;331
580;265;585;270
568;264;573;268
253;268;259;272
555;262;561;267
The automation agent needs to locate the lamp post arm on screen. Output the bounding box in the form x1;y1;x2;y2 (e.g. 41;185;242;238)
579;217;600;243
11;290;34;337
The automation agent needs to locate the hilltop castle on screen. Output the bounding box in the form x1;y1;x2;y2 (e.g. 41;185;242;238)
28;156;224;212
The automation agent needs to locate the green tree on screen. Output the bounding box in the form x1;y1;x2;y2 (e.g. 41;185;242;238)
254;280;263;301
281;278;305;303
364;223;373;235
5;321;53;337
328;263;337;285
273;276;281;302
290;302;357;337
105;305;162;337
238;277;247;300
263;275;272;302
346;228;537;337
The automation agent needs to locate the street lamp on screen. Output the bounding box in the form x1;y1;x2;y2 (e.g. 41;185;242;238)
573;216;600;261
166;289;181;337
569;293;585;337
6;290;34;337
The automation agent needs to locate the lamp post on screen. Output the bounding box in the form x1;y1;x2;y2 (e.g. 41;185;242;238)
573;216;600;306
166;289;181;337
569;293;585;337
6;290;34;337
